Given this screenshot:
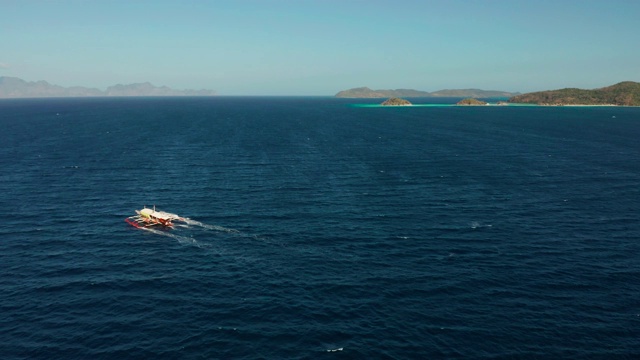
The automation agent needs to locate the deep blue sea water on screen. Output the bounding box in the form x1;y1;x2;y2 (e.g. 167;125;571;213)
1;97;639;359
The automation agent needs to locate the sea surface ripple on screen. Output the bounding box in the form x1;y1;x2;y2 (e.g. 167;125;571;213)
1;97;639;359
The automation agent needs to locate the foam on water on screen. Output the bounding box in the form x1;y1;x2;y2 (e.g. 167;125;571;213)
181;217;241;233
140;226;203;247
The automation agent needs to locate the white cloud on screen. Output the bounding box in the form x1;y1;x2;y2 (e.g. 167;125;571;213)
0;62;9;69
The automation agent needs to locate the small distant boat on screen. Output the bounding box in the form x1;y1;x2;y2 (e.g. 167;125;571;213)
125;206;185;228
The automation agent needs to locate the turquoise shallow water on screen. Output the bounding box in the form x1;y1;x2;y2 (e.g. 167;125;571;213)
1;97;639;359
352;101;553;108
351;103;457;107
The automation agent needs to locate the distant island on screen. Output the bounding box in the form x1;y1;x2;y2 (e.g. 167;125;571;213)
457;98;487;106
335;86;519;98
0;76;216;98
381;97;412;106
508;81;640;106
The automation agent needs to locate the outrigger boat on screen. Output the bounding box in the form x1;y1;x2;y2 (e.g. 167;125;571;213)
125;206;186;228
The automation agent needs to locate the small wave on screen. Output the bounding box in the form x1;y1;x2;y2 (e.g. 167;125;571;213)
470;221;493;229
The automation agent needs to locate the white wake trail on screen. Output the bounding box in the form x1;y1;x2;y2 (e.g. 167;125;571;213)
179;217;270;242
141;227;202;247
181;218;241;234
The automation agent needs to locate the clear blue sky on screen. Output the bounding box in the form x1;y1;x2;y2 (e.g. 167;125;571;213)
2;0;639;95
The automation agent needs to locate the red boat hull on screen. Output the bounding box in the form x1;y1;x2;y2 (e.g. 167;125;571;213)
125;218;142;228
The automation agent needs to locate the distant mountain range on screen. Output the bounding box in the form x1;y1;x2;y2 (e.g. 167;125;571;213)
508;81;640;106
0;77;216;98
335;87;519;98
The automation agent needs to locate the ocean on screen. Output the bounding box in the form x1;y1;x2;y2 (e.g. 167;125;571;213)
1;97;639;359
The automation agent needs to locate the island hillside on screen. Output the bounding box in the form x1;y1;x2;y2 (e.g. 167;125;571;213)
457;98;487;106
508;81;640;106
336;87;519;98
430;89;516;97
381;97;412;106
336;87;430;98
0;76;216;98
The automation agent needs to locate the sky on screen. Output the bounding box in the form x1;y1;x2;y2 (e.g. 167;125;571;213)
2;0;639;95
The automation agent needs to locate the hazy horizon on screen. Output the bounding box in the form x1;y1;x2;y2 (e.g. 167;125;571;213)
2;0;639;95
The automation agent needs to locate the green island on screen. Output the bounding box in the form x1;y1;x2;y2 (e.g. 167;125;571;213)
508;81;640;106
381;97;412;106
456;98;487;106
